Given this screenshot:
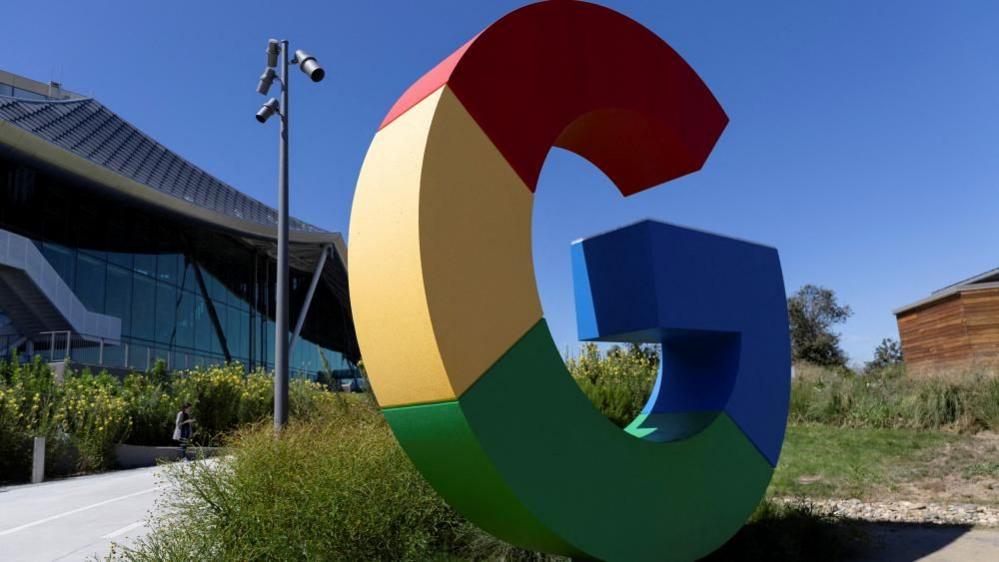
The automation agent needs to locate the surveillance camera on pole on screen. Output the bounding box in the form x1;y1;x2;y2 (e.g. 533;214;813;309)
266;39;280;68
255;98;279;123
293;49;325;82
253;39;325;433
257;68;276;95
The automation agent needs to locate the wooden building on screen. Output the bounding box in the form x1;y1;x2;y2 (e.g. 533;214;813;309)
894;268;999;373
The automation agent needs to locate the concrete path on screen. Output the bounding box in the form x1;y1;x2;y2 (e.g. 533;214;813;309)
2;466;998;561
0;465;167;561
855;524;999;562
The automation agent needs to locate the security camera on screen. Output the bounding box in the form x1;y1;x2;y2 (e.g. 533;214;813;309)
294;49;325;82
255;98;280;123
266;39;281;68
257;68;276;95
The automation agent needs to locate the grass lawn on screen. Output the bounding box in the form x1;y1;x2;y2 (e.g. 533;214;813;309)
771;424;999;505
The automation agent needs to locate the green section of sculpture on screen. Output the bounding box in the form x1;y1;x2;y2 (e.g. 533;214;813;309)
383;320;774;561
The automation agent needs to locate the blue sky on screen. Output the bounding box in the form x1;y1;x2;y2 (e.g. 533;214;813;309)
3;1;998;363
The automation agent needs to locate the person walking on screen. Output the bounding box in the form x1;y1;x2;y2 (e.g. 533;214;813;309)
172;403;195;461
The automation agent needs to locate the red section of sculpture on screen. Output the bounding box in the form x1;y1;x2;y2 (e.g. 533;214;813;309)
379;0;728;195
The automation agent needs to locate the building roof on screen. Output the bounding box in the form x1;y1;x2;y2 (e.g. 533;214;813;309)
894;267;999;315
0;94;326;235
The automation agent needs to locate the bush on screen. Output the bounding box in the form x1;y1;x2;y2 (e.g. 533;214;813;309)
791;363;999;431
114;395;469;561
567;343;658;427
56;369;131;471
120;373;177;446
0;358;131;476
170;365;249;441
0;359;345;482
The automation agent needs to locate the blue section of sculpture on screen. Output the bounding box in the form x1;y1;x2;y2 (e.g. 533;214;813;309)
570;220;790;466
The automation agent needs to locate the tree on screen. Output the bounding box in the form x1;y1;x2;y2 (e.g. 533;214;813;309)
865;337;904;373
787;284;852;367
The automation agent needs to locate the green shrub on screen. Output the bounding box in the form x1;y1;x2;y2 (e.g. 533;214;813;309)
115;396;468;561
790;363;999;431
0;359;131;477
170;364;246;440
1;359;344;482
120;373;176;446
567;343;658;427
55;369;132;471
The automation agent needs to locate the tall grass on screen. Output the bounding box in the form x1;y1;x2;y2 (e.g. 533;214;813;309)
564;343;999;433
114;395;469;561
791;363;999;431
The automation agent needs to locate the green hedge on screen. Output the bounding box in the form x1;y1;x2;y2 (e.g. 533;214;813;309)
0;359;341;483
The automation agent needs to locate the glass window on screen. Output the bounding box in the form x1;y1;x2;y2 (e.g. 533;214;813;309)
212;303;225;356
292;333;302;370
249;314;264;364
239;309;249;362
235;283;250;310
207;272;226;303
101;343;124;369
182;258;198;292
155;283;177;345
0;84;13;97
13;87;46;101
134;254;156;278
131;275;156;341
157;254;178;285
105;266;132;336
128;341;152;371
80;248;107;261
75;253;106;312
176;290;195;349
194;295;212;354
107;252;133;269
41;243;75;287
226;306;246;361
265;319;275;368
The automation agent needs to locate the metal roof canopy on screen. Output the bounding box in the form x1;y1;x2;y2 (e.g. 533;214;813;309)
894;268;999;315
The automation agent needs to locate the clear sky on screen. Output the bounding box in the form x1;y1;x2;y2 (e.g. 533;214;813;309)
3;1;998;363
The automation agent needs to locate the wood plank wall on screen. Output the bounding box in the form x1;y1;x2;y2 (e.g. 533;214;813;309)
962;288;999;363
896;288;999;373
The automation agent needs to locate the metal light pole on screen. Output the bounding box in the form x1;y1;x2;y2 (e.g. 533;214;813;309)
255;39;325;433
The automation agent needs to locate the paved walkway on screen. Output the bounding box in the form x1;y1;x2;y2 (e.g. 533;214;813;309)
2;466;998;561
856;524;999;561
0;466;166;561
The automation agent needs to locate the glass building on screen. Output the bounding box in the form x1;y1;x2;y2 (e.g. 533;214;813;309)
0;70;358;378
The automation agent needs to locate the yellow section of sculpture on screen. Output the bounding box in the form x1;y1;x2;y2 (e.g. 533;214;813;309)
349;85;541;408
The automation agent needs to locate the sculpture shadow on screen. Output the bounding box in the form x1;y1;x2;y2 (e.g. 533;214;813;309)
700;505;974;562
846;521;976;562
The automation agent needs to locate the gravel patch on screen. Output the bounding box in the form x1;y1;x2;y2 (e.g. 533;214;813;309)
777;498;999;527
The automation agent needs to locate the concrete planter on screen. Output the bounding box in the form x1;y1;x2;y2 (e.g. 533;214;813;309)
115;443;220;469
